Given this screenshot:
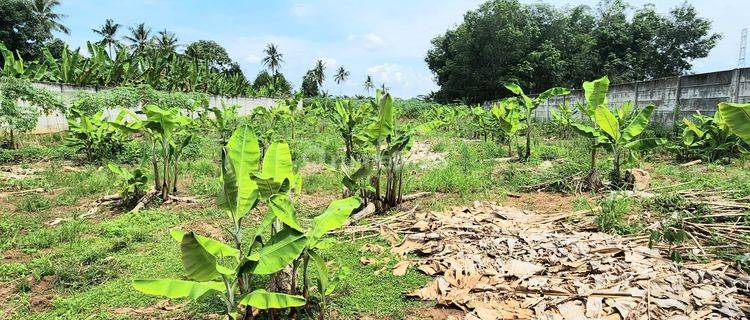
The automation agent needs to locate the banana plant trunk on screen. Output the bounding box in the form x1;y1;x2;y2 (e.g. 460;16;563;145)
524;117;532;161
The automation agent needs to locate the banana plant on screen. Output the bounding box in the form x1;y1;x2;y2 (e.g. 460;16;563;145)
504;83;570;160
570;76;612;190
592;102;656;186
65;108;126;162
107;162;148;205
329;99;372;163
134;126;358;319
0;43;47;80
361;90;443;212
490;98;526;157
669;113;745;161
110;105;194;200
551;100;576;138
199;102;239;145
718;102;750;145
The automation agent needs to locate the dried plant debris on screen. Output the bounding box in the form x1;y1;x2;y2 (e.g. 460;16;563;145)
385;201;750;319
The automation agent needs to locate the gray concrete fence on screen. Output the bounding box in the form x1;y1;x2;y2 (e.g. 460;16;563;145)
26;67;750;133
534;67;750;125
28;82;277;134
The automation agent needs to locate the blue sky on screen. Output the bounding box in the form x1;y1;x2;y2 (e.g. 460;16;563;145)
54;0;748;98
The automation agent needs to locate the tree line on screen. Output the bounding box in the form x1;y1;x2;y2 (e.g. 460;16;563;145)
425;0;721;104
0;0;381;98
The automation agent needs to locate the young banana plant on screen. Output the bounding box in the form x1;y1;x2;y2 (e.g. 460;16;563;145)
490;98;526;157
107;162;148;206
110;105;194;200
504;83;570;160
551;101;576;139
133;126;359;319
329;99;372;163
592;102;656;186
570;76;612;190
361;90;443;213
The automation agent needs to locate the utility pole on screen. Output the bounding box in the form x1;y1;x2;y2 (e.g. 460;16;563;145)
740;28;747;67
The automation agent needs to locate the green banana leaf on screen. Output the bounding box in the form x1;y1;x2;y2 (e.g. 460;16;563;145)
718;102;750;144
245;228;306;275
270;194;303;232
308;196;361;240
133;279;225;299
594;106;620;141
237;289;306;309
180;232;222;281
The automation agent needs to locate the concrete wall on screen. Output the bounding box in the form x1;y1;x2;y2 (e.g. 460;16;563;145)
533;67;750;125
28;82;277;133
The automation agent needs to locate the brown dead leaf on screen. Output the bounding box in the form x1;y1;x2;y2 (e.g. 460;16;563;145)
361;243;385;254
501;259;543;278
393;260;412;276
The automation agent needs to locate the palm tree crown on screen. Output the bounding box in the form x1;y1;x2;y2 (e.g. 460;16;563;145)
154;29;179;53
363;75;374;93
31;0;69;34
334;66;349;85
123;23;152;53
313;60;326;87
261;43;284;75
92;19;122;57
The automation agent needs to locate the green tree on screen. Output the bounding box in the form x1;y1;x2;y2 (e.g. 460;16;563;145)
154;29;179;53
123;23;152;54
301;69;319;97
363;75;374;94
426;0;720;103
252;70;292;97
92;18;122;57
333;66;349;96
261;43;283;75
31;0;69;35
312;59;325;88
0;0;52;60
185;40;232;70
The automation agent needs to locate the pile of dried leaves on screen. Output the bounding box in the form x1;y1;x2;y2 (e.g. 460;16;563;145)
384;202;750;319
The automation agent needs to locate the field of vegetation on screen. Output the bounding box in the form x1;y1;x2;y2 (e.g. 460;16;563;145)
2;67;750;319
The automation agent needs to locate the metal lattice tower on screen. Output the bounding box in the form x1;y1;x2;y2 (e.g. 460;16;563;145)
740;28;747;67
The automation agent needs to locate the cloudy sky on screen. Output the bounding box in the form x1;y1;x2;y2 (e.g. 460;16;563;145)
54;0;748;98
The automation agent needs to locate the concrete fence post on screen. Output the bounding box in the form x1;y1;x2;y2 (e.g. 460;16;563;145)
729;68;741;103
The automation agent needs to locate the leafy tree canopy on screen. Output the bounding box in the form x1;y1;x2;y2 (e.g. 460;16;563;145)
425;0;721;103
185;40;232;70
301;69;319;97
0;0;52;60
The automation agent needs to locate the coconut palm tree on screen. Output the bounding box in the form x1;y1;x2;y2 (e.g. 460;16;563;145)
92;19;122;57
313;59;326;88
154;29;179;53
380;83;389;93
31;0;69;34
363;75;374;94
333;66;350;96
261;43;284;75
123;23;152;53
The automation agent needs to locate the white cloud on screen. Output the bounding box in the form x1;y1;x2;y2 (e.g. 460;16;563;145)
347;33;387;49
245;53;261;64
367;63;437;97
